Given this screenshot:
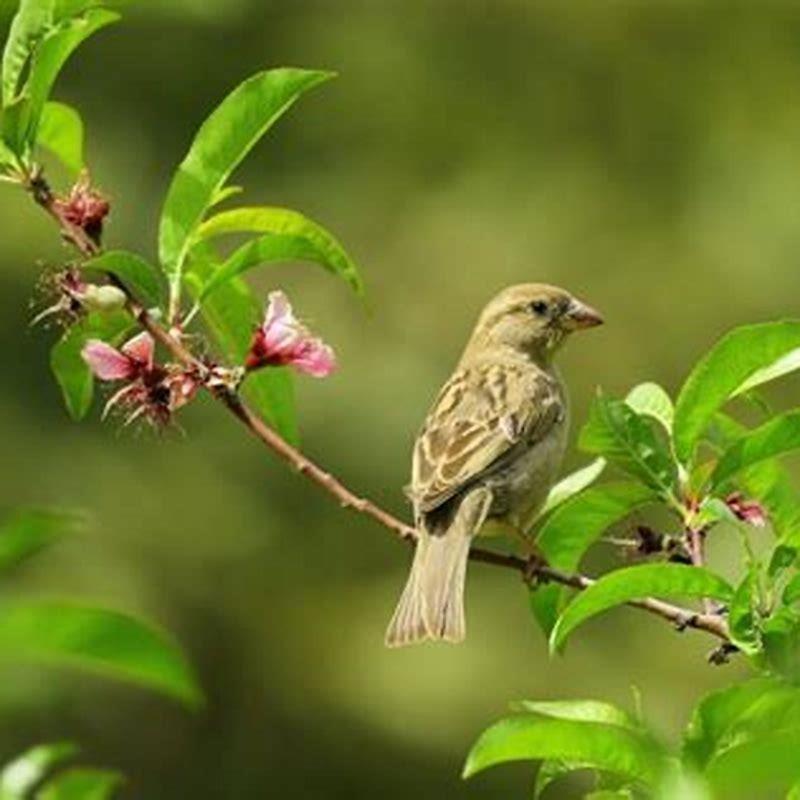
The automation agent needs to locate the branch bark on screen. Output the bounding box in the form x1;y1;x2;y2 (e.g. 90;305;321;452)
27;171;731;646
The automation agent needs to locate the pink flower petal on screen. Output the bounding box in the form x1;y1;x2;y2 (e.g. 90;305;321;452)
249;290;336;377
121;332;155;370
82;340;136;381
292;338;337;377
261;291;303;354
726;492;768;528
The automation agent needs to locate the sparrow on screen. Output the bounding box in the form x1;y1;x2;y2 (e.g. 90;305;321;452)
385;284;603;647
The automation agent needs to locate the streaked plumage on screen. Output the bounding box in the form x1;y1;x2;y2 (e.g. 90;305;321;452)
386;284;602;647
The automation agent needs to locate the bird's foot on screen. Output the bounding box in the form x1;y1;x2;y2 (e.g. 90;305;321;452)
522;551;548;586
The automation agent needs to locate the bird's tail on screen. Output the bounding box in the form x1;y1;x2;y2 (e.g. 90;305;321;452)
385;488;491;647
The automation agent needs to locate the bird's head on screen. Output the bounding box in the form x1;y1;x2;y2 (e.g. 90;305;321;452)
464;283;603;364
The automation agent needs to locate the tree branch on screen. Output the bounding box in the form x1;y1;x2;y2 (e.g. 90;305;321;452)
26;171;731;647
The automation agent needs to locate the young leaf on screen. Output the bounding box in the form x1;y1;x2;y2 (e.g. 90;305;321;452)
704;729;800;799
0;601;202;707
158;69;334;285
18;8;119;150
197;233;350;303
533;759;586;800
550;564;734;653
84;251;164;307
784;574;800;605
513;699;638;729
0;741;78;800
673;321;800;464
625;382;674;432
50;310;132;420
54;0;121;20
37;768;122;800
463;715;662;785
186;247;297;442
733;347;800;398
579;393;678;498
197;206;364;297
727;567;761;656
709;414;800;557
2;0;55;106
711;410;800;488
531;482;655;634
681;676;791;770
37;100;83;173
761;608;800;680
537;458;607;519
0;508;80;574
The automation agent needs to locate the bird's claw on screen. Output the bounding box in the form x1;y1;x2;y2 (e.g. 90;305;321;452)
522;553;547;586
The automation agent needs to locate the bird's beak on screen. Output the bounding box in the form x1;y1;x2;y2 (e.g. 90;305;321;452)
562;298;604;331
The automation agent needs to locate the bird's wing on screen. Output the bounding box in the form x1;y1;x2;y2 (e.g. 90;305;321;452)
411;360;563;513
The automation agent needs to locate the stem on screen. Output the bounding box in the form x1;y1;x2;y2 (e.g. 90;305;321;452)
27;170;731;648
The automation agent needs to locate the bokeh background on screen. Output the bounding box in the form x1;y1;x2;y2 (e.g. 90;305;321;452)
0;0;799;797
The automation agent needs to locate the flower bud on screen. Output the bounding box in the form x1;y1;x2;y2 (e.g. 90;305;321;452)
81;284;127;313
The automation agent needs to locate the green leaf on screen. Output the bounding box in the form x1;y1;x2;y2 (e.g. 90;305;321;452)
513;699;638;729
727;566;761;656
537;458;607;519
197;206;363;297
37;100;82;172
1;742;77;800
158;68;334;284
712;410;800;487
682;676;792;770
673;321;800;464
53;0;122;20
186;246;297;442
579;393;678;498
733;347;800;398
0;601;202;707
625;382;674;432
462;715;662;785
2;0;55;106
37;768;122;800
0;508;80;574
585;792;633;800
762;607;800;680
784;574;800;605
84;251;164;307
531;483;655;634
710;414;800;557
550;564;734;653
19;8;118;149
533;759;584;800
705;729;800;799
50;311;132;420
197;232;350;304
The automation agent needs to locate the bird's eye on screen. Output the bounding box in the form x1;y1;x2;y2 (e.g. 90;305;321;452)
530;300;549;316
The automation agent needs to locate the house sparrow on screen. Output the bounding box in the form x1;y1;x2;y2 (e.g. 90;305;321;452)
386;284;602;647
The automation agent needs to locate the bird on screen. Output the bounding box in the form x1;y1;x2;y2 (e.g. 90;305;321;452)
385;283;603;647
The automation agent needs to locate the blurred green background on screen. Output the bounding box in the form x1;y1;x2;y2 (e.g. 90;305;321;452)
1;0;799;796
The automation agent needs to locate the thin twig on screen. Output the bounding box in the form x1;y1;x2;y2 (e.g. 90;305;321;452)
26;171;731;646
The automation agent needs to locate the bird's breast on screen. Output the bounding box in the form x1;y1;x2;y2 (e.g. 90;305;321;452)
486;412;569;527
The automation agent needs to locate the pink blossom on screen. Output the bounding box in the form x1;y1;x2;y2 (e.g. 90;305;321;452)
245;291;336;378
81;332;197;427
726;492;768;528
82;332;154;381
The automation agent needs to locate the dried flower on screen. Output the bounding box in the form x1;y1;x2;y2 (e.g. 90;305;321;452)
81;332;198;426
53;174;110;245
725;492;768;528
245;291;336;377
